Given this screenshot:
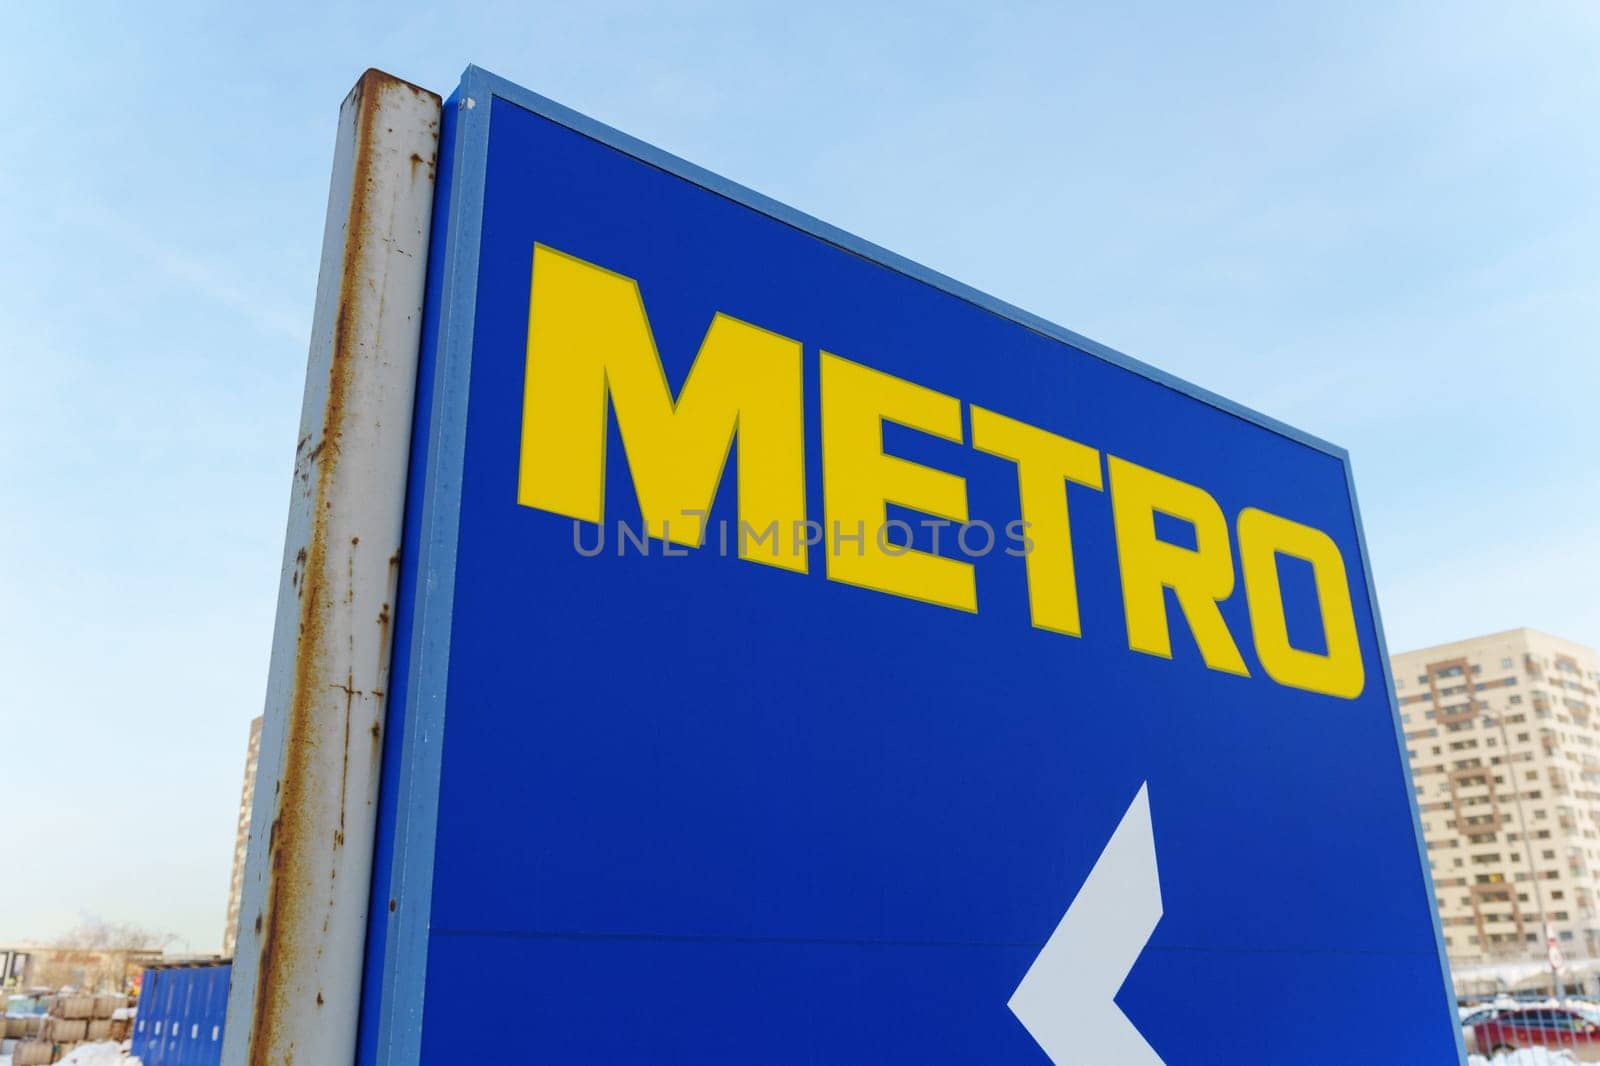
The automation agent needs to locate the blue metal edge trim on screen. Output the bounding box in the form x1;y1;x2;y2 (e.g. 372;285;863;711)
461;63;1347;463
1342;454;1467;1065
371;66;495;1066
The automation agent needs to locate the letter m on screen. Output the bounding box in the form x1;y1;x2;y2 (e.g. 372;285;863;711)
518;245;807;572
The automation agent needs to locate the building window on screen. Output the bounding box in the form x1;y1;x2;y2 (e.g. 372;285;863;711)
1503;658;1514;669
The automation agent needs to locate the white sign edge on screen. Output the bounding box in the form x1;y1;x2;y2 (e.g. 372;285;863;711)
220;68;441;1066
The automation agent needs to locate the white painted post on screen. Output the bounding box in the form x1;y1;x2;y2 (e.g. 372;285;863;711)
221;69;440;1066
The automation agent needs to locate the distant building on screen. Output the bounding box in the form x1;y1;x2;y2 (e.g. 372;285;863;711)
0;947;33;989
222;715;264;958
0;945;162;994
1394;628;1600;977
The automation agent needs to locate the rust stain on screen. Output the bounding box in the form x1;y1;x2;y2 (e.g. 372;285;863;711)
340;674;353;833
247;67;441;1066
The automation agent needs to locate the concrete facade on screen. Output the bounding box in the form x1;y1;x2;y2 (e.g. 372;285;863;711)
222;715;263;959
1394;629;1600;970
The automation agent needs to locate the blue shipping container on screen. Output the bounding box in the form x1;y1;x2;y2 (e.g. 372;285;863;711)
130;961;230;1066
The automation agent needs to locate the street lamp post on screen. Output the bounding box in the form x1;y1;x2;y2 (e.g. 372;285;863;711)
1485;711;1559;1000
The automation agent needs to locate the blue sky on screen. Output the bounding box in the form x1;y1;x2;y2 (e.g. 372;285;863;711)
2;1;1595;954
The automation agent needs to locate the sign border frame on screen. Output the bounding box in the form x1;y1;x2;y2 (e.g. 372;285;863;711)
368;63;1464;1065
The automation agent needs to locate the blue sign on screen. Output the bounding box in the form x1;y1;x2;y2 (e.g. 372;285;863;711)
357;66;1461;1064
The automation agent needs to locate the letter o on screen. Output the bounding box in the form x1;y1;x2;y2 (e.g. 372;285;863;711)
1237;507;1365;699
878;519;914;557
957;520;995;557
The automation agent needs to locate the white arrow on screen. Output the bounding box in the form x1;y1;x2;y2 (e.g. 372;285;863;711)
1008;782;1165;1065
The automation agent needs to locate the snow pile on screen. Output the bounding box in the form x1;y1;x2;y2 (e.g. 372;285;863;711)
53;1043;131;1066
0;1041;137;1066
1470;1049;1579;1065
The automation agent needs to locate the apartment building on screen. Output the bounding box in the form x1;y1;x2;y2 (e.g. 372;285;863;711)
1394;628;1600;968
222;715;264;958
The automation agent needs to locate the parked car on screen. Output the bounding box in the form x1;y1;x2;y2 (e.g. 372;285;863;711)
1472;1007;1600;1060
1461;1006;1501;1055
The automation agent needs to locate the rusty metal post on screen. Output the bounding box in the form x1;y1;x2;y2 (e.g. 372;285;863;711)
221;70;441;1066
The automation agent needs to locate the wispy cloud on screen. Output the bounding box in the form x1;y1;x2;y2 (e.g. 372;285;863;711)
61;198;309;346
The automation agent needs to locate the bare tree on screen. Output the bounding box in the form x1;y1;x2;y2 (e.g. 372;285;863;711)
53;917;174;953
29;916;176;993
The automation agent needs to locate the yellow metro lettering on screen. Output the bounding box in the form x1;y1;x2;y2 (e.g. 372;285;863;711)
1237;507;1365;699
1108;456;1248;676
518;244;807;572
516;246;1369;697
970;406;1102;636
819;353;975;613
